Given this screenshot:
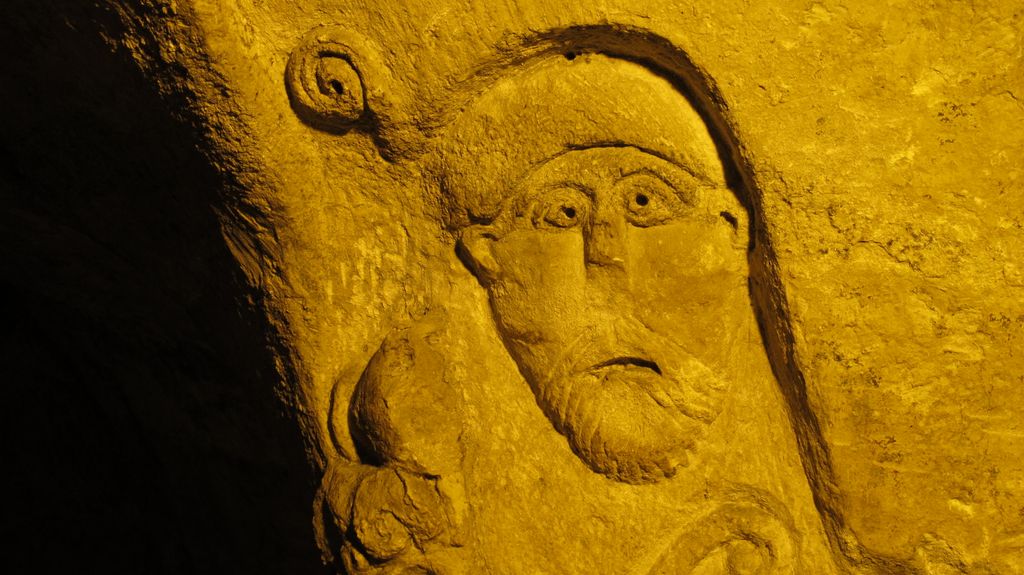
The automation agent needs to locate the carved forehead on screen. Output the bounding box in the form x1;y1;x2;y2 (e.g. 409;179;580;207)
438;53;726;227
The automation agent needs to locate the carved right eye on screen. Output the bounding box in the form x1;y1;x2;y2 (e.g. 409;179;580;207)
619;173;682;228
531;188;591;230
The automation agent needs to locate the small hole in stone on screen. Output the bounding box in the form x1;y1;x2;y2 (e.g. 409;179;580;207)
564;51;577;61
720;210;738;228
635;193;649;207
562;206;577;219
328;79;345;95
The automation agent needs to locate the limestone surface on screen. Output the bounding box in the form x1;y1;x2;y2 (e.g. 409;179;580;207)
9;1;1023;573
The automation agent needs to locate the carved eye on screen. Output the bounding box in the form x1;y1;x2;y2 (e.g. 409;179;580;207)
620;174;679;227
531;188;590;229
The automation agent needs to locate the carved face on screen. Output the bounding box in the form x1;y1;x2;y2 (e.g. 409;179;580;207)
460;145;752;483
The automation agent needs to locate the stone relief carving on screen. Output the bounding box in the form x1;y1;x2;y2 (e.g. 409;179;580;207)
267;14;1024;573
293;32;834;574
286;26;397;136
7;2;1023;574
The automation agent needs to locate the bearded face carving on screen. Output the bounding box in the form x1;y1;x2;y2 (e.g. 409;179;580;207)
314;43;818;575
449;56;751;484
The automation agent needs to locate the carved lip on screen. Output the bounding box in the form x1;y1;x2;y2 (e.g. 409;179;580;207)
588;356;662;375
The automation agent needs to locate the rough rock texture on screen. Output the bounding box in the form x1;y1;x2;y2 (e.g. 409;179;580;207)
3;1;1022;574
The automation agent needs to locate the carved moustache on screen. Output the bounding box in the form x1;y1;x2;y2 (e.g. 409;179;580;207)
530;316;728;484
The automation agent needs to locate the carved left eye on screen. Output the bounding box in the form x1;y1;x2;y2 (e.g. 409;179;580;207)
620;174;679;227
531;188;590;230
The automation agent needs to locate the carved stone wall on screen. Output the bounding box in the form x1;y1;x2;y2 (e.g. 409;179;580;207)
3;1;1022;574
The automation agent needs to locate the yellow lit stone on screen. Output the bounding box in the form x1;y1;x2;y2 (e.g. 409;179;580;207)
107;1;1024;572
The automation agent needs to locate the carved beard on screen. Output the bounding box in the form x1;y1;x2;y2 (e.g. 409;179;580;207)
520;321;728;484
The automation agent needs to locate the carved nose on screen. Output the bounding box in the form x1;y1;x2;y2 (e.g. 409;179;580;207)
585;215;628;270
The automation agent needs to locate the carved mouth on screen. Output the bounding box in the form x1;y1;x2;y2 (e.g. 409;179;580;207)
589;356;662;375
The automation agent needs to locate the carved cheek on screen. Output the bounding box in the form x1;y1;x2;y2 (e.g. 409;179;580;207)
627;221;750;360
487;230;588;341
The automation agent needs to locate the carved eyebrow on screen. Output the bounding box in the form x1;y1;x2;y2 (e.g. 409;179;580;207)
569;142;717;185
616;167;675;187
616;167;697;204
511;180;593;216
545;180;594;197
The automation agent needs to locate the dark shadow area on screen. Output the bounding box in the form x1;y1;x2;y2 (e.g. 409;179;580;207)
0;2;327;573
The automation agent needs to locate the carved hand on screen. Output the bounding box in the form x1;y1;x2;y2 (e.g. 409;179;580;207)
320;313;467;574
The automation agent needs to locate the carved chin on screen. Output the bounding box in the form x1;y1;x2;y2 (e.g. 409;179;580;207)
533;364;723;484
